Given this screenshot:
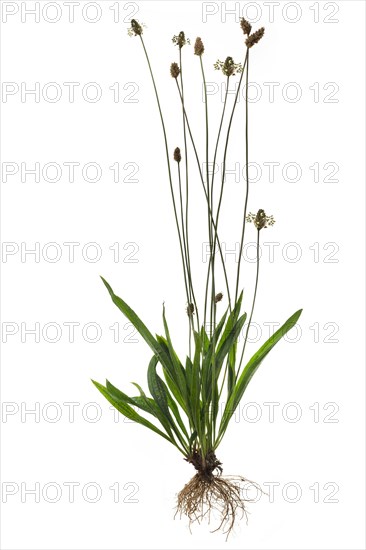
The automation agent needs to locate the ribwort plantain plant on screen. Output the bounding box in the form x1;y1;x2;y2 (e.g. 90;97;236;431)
93;18;302;537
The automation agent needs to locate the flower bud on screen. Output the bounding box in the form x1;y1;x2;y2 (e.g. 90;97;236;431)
174;147;181;163
240;18;252;36
246;27;265;48
215;293;223;303
194;37;204;56
170;62;180;79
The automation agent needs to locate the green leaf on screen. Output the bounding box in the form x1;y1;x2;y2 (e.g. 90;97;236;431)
210;313;247;433
166;392;189;439
216;291;243;355
189;430;197;451
92;379;172;443
185;356;193;396
131;380;178;438
191;331;202;437
202;308;228;378
214;313;247;376
162;305;188;403
200;326;210;355
156;336;187;412
106;379;153;416
147;356;189;452
218;308;303;441
147;355;171;421
100;277;170;367
129;382;163;417
106;380;178;441
209;293;244;399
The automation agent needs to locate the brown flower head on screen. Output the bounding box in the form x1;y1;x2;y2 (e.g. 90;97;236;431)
214;56;243;77
174;147;181;163
127;19;144;37
170;62;180;79
172;31;190;49
194;37;204;56
246;209;275;230
215;292;223;304
240;18;252;36
246;27;265;48
186;303;195;317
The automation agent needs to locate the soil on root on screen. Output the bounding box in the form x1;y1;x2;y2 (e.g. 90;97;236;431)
175;451;260;538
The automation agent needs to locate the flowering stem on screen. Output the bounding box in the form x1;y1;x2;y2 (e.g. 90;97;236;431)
210;53;248;405
207;54;249;377
236;228;260;379
198;55;214;450
174;80;232;315
177;162;193;355
138;36;193;335
211;53;248;287
209;76;229;444
179;47;200;333
234;48;250;305
199;56;214;339
210;76;230;222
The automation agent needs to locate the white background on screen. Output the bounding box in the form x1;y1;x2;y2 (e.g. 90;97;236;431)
1;1;365;549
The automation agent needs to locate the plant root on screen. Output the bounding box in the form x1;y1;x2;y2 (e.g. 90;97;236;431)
175;451;261;538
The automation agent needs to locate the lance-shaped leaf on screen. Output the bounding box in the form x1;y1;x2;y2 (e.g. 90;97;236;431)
185;356;193;396
201;308;229;406
100;277;170;368
189;430;198;452
167;391;190;439
92;379;173;444
214;313;247;375
217;292;243;395
202;309;228;379
156;335;188;413
132;379;187;442
216;291;243;354
202;312;247;407
190;331;203;439
200;326;210;355
208;312;247;431
147;356;189;452
106;379;154;416
106;380;177;441
217;308;303;441
162;305;189;403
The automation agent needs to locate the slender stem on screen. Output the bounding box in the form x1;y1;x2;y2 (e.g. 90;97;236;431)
199;56;217;451
237;228;260;379
169;193;191;312
199;56;213;340
138;36;191;319
207;77;229;335
211;53;248;293
177;162;192;356
209;57;248;428
177;164;187;261
208;77;229;444
174;80;232;315
235;48;250;304
206;54;249;338
210;76;230;222
178;48;200;334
